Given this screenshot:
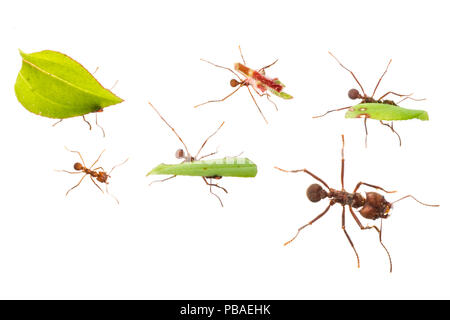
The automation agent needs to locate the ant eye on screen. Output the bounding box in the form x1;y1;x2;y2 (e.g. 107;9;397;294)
348;88;360;100
175;149;185;159
230;79;239;87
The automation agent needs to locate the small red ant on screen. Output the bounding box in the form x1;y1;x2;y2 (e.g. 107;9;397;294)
57;147;128;204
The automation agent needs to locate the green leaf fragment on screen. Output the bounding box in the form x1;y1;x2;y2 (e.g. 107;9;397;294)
147;157;258;178
14;50;123;119
269;88;293;99
344;103;429;121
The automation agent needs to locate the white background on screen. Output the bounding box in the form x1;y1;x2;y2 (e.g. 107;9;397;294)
0;0;448;299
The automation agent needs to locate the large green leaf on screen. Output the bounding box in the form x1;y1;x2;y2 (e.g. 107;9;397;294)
14;50;123;119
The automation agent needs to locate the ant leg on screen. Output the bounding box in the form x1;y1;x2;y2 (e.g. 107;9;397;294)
149;175;177;186
390;195;439;207
194;85;243;109
92;66;99;75
95;113;106;138
364;118;369;148
202;177;228;193
108;158;129;175
197;151;218;160
340;135;345;190
199;58;243;81
274;167;331;191
353;182;396;194
342;206;360;269
202;177;226;207
82;116;92;130
246;86;269;124
328;52;366;96
312;106;351;119
195;122;225;159
55;169;82;174
348;206;392;272
89;176;105;194
284;202;332;246
258;59;279;74
65;147;87;167
52;119;63;127
66;174;88;196
238;45;247;65
251;87;279;111
89;150;106;170
371;59;392;98
379;121;402;146
92;167;105;171
378;91;414;101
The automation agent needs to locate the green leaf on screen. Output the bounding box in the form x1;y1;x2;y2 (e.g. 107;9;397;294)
269;88;293;99
14;50;123;119
345;103;429;121
147;157;258;178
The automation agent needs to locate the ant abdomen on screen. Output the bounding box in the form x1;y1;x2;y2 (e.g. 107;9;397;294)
348;88;360;100
175;149;185;159
306;184;327;203
230;79;240;87
74;162;84;171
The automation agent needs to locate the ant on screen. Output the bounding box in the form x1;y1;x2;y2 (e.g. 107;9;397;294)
148;101;232;207
314;52;425;147
52;70;119;137
275;135;438;272
194;46;284;124
57;147;128;204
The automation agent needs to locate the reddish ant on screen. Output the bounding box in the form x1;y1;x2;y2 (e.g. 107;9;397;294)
315;52;425;147
275;135;439;272
57;147;128;204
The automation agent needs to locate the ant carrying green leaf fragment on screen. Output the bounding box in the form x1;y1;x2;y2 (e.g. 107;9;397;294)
314;52;430;147
147;101;257;207
15;50;123;137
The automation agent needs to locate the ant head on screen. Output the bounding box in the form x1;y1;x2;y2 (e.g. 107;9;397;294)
359;192;392;220
348;88;361;100
74;162;83;171
97;171;108;183
175;148;185;159
306;184;327;203
230;79;240;87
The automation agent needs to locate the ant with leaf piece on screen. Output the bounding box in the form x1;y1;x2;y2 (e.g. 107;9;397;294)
57;147;128;204
194;46;293;124
314;52;428;147
275;135;439;272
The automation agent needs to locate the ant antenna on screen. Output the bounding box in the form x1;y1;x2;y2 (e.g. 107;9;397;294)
110;80;119;91
148;101;191;157
238;45;246;65
390;195;439;207
82;115;92;130
195;122;225;160
108;158;129;176
372;59;392;98
329;51;367;97
199;58;243;81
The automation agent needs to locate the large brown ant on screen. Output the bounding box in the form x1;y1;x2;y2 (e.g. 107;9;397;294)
275;135;438;272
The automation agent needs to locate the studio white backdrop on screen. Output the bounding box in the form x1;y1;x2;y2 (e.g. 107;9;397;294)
0;0;448;299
